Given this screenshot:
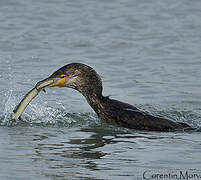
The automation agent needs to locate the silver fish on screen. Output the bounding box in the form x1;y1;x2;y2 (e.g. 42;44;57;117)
11;79;54;120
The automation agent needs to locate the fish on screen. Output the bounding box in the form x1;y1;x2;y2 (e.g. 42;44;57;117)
11;79;54;120
11;88;39;120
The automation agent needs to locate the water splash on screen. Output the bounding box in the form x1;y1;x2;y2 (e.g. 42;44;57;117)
23;102;77;126
0;57;121;129
0;58;18;126
0;57;99;127
0;90;99;127
0;89;17;126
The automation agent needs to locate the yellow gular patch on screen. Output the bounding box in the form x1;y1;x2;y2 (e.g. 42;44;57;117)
57;74;67;87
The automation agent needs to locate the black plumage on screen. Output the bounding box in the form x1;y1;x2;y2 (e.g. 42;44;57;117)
37;63;190;131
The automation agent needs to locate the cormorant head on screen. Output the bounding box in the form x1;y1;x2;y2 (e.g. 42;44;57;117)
36;63;103;97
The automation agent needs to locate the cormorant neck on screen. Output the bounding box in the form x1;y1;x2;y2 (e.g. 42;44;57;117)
82;91;105;117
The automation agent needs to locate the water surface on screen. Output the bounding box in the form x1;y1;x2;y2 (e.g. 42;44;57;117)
0;0;201;179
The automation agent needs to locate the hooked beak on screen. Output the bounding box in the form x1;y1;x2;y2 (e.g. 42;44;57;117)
35;75;68;91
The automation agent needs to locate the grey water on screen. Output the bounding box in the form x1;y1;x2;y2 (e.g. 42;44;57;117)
0;0;201;179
